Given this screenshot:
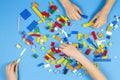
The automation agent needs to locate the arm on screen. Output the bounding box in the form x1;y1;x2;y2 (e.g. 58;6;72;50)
91;0;115;28
60;43;107;80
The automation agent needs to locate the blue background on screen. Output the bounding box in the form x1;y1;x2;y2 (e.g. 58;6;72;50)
0;0;120;80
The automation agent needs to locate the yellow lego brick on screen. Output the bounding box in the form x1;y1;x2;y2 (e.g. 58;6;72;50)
16;44;21;49
32;48;36;53
49;2;53;6
43;36;47;42
107;25;112;32
82;41;87;48
82;22;94;27
102;56;108;59
37;37;40;43
32;2;38;8
98;44;105;49
78;33;82;41
16;58;21;64
57;57;65;64
50;61;55;65
84;34;88;39
55;36;61;41
98;32;104;38
73;43;79;48
88;46;94;50
28;32;34;35
63;59;68;65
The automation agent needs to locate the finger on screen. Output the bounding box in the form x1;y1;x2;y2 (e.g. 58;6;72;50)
15;63;18;74
72;14;78;20
61;43;67;46
96;24;101;28
90;16;97;22
76;7;83;14
60;44;66;49
92;22;99;28
75;12;81;20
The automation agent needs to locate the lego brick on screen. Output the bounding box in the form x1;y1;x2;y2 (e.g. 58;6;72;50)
27;20;38;31
20;9;31;20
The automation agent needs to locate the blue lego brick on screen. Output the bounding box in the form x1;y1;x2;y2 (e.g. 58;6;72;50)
93;58;111;62
20;9;31;20
27;20;38;31
78;43;83;49
37;63;44;67
71;31;78;34
80;14;88;19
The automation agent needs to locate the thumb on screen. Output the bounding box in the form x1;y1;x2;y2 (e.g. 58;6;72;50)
15;63;18;75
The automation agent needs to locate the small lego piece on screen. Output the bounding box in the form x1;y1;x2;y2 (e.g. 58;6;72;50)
82;41;87;48
37;63;44;67
33;54;38;58
88;46;94;50
93;58;111;62
78;33;82;41
98;32;104;38
20;9;31;20
63;68;68;74
27;20;38;31
41;46;45;51
54;21;62;28
71;31;78;34
84;34;88;39
91;31;98;41
16;44;21;49
51;42;55;47
66;63;74;71
108;42;112;46
16;58;21;64
44;63;50;68
80;14;88;19
85;49;91;55
82;22;94;27
20;48;26;56
55;64;61;68
57;57;65;64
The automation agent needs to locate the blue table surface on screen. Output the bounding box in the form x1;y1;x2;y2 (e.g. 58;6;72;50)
0;0;120;80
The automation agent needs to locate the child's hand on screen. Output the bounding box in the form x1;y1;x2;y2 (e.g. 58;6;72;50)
59;43;80;59
90;10;108;28
6;62;18;80
60;0;82;20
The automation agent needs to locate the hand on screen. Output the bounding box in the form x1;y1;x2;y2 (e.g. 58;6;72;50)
59;43;80;59
90;10;108;28
6;62;18;80
60;0;82;20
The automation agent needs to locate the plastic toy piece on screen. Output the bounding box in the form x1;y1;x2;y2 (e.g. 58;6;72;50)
37;63;44;67
41;11;50;17
87;38;97;49
57;57;65;64
63;59;68;65
16;58;21;64
55;64;61;68
97;32;104;38
20;9;31;20
103;50;108;56
44;63;51;68
27;35;33;41
91;31;97;40
27;20;38;31
80;14;88;19
33;54;38;58
31;34;40;37
51;42;55;47
32;2;45;22
78;33;82;41
20;48;26;56
63;68;68;74
84;34;88;39
75;63;82;70
93;58;111;62
102;56;108;59
55;36;61;41
106;25;112;36
32;48;36;53
54;21;62;28
82;41;87;48
108;42;112;46
88;46;94;50
66;63;74;71
43;36;47;42
41;46;45;51
85;49;91;55
82;22;94;27
71;31;78;34
16;44;21;49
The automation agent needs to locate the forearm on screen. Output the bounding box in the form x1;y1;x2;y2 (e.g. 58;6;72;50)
75;52;107;80
59;0;71;8
101;0;115;15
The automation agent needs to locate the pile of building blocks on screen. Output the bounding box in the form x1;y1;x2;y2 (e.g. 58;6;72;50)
16;1;120;79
